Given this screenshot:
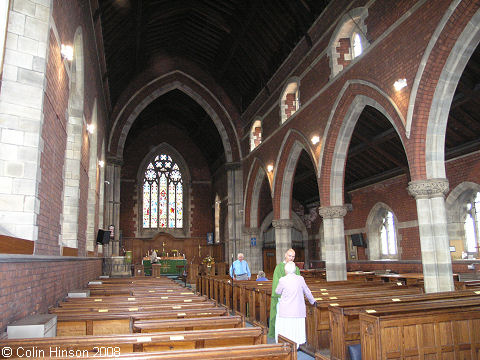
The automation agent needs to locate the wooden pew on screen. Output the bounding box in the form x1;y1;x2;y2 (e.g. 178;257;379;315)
0;327;267;358
133;315;245;333
20;336;297;360
55;307;230;336
327;294;480;360
359;306;480;359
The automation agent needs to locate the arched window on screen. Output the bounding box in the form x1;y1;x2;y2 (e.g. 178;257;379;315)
366;203;399;259
214;194;220;243
328;8;369;78
464;192;480;254
280;80;300;123
380;211;397;257
352;32;363;59
143;154;183;229
250;119;262;151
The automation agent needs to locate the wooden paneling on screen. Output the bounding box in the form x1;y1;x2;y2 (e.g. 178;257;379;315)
0;235;34;254
62;246;78;257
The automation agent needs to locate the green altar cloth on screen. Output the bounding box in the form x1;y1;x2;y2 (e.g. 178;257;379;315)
153;259;187;275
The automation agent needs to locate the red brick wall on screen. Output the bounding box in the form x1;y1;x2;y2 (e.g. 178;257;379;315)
36;31;69;256
120;122;214;256
336;37;351;69
36;0;107;255
0;259;102;333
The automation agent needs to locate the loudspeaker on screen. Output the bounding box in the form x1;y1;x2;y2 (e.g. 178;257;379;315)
102;230;111;244
96;229;105;244
351;233;366;247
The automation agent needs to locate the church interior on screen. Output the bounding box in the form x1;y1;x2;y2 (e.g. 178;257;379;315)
1;0;480;358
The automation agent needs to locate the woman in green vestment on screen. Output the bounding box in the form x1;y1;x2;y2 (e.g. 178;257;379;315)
267;248;300;338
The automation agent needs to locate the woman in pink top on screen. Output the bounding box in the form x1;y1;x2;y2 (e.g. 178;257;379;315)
275;261;316;347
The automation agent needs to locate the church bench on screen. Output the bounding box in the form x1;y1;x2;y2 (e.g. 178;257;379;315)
305;287;423;351
64;294;209;305
52;301;216;313
55;307;230;336
133;315;245;333
20;336;297;360
328;294;480;360
0;327;267;358
359;306;480;359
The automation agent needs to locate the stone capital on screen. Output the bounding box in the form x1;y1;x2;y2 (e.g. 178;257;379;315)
106;156;124;166
243;226;259;235
272;219;294;229
318;205;347;219
407;179;449;199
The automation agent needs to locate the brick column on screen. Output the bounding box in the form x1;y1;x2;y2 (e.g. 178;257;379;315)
0;0;50;240
408;179;453;292
319;206;347;281
272;219;294;264
244;226;261;273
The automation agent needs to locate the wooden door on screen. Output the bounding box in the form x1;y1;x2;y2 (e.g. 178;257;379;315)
262;248;276;274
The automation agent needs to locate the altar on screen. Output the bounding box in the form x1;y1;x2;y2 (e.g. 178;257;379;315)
152;257;187;276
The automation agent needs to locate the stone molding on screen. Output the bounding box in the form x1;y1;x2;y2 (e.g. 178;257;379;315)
106;157;124;166
318;206;347;219
243;227;259;235
407;179;449;199
272;219;294;229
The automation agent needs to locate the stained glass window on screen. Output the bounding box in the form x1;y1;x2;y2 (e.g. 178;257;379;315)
143;154;183;229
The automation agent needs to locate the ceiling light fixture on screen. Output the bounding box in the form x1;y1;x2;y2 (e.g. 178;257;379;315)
98;160;105;168
267;164;274;173
61;44;73;61
393;78;407;91
86;124;95;134
311;135;320;145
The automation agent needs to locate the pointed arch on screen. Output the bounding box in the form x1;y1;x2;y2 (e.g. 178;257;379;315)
60;26;85;249
108;71;240;163
273;130;318;220
366;202;400;260
319;81;408;206
86;99;98;251
244;158;270;228
425;9;480;179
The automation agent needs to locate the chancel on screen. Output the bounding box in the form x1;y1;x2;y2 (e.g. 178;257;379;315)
1;1;480;359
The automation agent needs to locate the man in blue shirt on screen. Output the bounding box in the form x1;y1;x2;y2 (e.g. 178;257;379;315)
229;253;251;280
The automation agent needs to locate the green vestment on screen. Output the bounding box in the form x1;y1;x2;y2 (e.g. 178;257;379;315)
267;262;300;338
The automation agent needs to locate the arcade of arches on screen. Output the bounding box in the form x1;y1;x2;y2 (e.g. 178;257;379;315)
0;0;480;336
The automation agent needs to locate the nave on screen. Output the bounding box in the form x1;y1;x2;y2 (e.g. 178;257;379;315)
2;271;480;359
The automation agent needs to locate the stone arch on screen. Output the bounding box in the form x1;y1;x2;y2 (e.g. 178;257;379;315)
273;130;317;220
60;26;85;248
136;142;192;238
86;99;98;252
319;82;407;206
366;202;400;260
425;9;480;179
108;72;240;163
244;158;270;228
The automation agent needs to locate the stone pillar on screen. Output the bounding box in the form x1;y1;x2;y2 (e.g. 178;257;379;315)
272;219;294;264
226;163;243;266
408;179;453;293
105;157;122;257
319;206;347;281
244;227;261;273
0;1;50;241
